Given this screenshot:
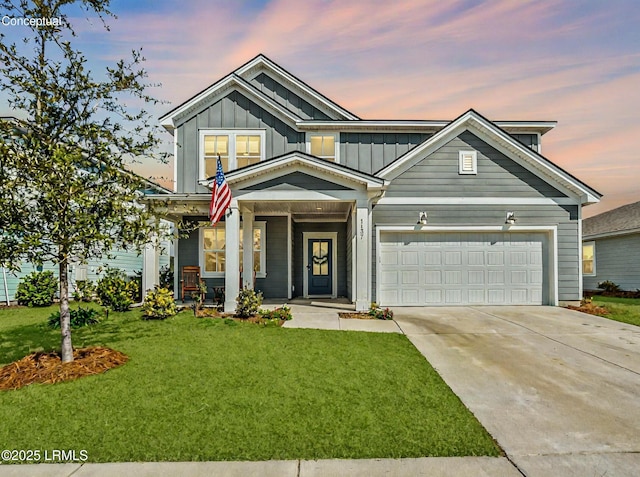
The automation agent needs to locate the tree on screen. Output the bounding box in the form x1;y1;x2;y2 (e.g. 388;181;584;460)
0;0;166;362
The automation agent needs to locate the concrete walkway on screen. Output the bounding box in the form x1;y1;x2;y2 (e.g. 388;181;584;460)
6;305;640;476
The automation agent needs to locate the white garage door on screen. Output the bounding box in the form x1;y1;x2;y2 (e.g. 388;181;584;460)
379;232;545;306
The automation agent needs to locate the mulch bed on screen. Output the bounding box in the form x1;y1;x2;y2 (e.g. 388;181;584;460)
195;308;286;326
0;346;128;391
567;302;610;317
338;312;374;320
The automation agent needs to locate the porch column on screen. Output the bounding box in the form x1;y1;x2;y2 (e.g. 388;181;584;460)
224;201;240;313
241;209;254;289
142;221;160;297
355;201;370;311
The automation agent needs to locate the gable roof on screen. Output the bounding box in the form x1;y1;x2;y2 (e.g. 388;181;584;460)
220;151;386;190
583;201;640;239
377;109;601;205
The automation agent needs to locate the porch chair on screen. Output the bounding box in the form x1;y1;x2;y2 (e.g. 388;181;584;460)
181;266;205;303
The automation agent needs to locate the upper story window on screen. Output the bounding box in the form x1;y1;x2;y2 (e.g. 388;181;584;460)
307;133;338;162
199;130;266;179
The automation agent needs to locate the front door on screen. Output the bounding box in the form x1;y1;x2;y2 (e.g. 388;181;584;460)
307;238;333;295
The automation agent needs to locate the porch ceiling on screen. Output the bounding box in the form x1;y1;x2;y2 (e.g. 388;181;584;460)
251;200;351;221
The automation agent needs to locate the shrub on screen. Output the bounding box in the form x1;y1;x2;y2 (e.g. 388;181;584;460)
48;307;101;329
72;280;96;302
368;302;394;320
598;280;621;293
96;267;138;312
15;271;58;307
259;305;293;321
160;265;174;291
142;286;177;320
235;287;263;318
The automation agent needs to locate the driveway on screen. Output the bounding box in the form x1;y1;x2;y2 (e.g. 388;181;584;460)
394;306;640;477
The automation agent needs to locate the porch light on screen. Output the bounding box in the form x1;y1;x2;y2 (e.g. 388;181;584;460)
505;211;517;225
417;212;428;225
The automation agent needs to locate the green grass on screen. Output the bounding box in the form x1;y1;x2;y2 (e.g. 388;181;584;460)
0;304;500;462
592;296;640;327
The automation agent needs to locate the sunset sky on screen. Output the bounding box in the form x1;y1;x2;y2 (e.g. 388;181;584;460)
2;0;639;217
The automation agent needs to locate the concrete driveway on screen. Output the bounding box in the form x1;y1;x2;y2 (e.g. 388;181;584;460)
394;306;640;477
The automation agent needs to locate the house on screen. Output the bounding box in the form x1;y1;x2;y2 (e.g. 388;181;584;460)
150;54;601;312
582;200;640;292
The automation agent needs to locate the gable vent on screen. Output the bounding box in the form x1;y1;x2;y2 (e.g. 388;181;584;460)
459;151;477;175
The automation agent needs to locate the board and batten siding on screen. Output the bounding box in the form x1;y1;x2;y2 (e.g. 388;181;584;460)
249;72;333;120
175;90;305;194
384;131;566;198
583;234;640;291
372;204;581;303
340;133;432;174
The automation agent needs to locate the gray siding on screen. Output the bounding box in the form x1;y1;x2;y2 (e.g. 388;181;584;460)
372;204;580;303
257;216;288;298
245;172;351;191
385;131;566;198
250;73;332;120
583;234;640;291
340;133;432;174
511;133;539;151
293;222;347;298
176;91;305;194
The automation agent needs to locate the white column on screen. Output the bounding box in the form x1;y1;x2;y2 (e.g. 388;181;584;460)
355;201;370;311
224;202;240;312
172;223;179;300
241;209;254;290
142;240;160;297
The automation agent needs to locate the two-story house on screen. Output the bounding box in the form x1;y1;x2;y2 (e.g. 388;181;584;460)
150;54;600;312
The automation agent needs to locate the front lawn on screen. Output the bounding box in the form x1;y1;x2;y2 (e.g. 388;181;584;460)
0;305;500;462
592;296;640;327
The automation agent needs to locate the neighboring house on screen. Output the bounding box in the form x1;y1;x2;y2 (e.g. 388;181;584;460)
582;200;640;292
150;54;600;312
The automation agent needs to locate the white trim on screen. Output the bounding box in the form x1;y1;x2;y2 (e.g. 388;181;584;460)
287;213;292;299
173;128;178;192
303;232;338;298
375;197;578;206
583;228;640;241
198;129;266;181
305;132;340;163
582;240;596;277
375;225;558;306
200;222;267;279
458;150;477;175
578;206;583;297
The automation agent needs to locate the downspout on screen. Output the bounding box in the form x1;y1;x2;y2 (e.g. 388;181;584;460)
2;266;9;306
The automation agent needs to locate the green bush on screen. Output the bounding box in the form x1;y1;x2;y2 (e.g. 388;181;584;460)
160;265;174;291
48;306;101;329
96;267;138;312
72;280;96;302
259;305;293;321
235;287;263;318
368;302;394;320
598;280;621;293
15;271;58;307
142;286;177;320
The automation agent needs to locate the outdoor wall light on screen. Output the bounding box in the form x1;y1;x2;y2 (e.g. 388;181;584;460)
505;211;517;225
417;211;428;225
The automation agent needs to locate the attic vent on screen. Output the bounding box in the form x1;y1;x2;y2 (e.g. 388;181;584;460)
459;151;477;175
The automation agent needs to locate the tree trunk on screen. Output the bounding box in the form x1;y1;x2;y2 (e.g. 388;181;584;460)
59;260;73;363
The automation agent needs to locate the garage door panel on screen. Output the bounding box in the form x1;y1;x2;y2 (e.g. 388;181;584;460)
379;231;545;306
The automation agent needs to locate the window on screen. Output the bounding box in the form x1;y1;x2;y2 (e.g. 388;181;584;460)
582;242;595;276
459;150;477;175
200;222;266;278
307;133;338;162
200;130;265;179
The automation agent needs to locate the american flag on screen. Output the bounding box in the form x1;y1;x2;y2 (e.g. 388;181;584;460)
209;156;231;226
